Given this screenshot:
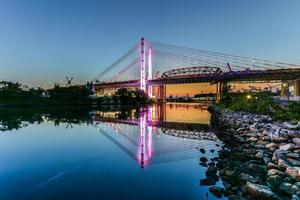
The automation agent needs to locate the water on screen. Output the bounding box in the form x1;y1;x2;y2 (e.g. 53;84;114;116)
0;103;225;200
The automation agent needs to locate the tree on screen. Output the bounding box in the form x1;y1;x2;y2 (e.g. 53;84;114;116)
220;83;232;106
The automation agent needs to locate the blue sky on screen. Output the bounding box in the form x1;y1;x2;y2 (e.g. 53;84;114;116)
0;0;300;86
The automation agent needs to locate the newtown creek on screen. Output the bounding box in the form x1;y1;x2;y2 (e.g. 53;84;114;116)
0;103;226;200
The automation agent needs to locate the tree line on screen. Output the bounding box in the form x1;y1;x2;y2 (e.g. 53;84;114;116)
0;81;92;106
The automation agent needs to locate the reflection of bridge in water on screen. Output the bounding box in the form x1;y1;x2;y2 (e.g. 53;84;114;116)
93;105;221;169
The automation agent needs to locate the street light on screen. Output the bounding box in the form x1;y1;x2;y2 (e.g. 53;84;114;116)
246;94;252;99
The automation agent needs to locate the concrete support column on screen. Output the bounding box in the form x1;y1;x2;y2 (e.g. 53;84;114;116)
158;85;162;99
281;82;289;97
294;79;300;96
164;85;167;101
158;84;166;100
157;85;160;99
216;82;222;103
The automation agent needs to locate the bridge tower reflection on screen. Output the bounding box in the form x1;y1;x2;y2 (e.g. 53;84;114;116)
137;107;155;168
94;105;220;169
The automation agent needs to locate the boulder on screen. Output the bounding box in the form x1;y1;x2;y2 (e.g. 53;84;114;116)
256;144;265;149
279;143;295;151
262;136;271;141
200;157;208;163
295;149;300;154
240;173;259;183
245;182;277;199
199;148;206;154
247;137;258;142
265;142;277;149
200;176;217;186
293;138;300;145
209;186;224;198
255;151;264;159
199;162;208;167
287;158;300;167
263;157;272;165
279;182;299;195
282;122;299;130
291;194;300;200
287;152;300;159
245;148;257;154
285;167;300;181
249;163;267;174
225;170;240;178
207;165;217;173
267;175;283;186
271;136;287;142
267;169;285;177
267;163;281;170
278;159;291;169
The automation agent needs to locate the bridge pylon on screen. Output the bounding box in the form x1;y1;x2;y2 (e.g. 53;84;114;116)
147;48;153;97
140;37;146;91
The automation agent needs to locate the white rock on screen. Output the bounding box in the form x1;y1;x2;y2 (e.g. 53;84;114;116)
279;143;295;151
292;138;300;145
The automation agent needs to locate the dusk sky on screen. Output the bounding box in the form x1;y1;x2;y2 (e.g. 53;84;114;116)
0;0;300;88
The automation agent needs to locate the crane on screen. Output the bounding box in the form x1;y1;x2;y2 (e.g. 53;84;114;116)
66;76;74;87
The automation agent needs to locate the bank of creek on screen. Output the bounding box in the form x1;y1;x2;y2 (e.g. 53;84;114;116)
208;106;300;200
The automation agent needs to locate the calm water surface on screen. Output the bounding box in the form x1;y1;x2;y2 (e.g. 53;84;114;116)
0;103;225;200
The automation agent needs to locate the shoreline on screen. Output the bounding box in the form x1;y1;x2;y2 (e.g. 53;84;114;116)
208;106;300;199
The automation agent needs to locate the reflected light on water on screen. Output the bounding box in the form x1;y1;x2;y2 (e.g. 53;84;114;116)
0;104;225;200
93;104;220;169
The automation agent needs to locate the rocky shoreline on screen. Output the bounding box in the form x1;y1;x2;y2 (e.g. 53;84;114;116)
208;106;300;200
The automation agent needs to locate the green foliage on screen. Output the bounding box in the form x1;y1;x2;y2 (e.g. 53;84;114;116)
286;102;300;121
133;89;148;105
47;85;91;105
220;84;232;107
115;88;134;104
0;81;149;106
194;93;215;98
0;81;91;106
218;91;300;121
95;88;150;106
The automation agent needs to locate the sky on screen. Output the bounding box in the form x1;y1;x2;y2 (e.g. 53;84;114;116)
0;0;300;90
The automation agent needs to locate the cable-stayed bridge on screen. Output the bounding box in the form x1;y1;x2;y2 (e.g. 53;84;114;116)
91;38;300;101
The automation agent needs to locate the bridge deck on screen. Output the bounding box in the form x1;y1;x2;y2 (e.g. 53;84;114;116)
94;68;300;88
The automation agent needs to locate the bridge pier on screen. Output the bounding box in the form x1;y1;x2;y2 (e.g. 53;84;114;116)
216;82;222;103
294;79;300;97
280;82;289;99
158;84;166;101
